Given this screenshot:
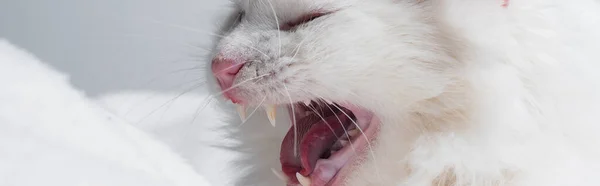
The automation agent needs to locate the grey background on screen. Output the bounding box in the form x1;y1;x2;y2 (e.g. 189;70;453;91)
0;0;231;96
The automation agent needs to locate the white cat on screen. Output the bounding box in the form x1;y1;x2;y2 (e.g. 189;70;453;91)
207;0;600;185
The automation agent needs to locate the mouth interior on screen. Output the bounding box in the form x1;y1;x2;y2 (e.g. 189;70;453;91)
279;100;375;186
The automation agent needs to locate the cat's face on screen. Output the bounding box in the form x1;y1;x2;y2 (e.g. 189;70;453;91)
210;0;459;185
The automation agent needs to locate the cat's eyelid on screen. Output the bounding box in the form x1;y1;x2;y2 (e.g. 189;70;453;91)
281;12;328;31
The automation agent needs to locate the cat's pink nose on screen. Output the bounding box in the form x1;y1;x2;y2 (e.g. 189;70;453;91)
211;57;244;103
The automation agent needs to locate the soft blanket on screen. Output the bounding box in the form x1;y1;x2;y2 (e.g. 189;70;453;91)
0;39;226;186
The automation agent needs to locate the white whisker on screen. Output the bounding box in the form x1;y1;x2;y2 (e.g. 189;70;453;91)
240;41;271;59
319;99;358;154
291;23;327;60
307;104;342;141
145;19;226;38
210;73;269;98
239;96;267;127
331;103;382;182
213;59;261;75
283;84;298;157
265;0;282;57
118;34;211;52
133;83;205;125
142;18;271;59
190;95;216;124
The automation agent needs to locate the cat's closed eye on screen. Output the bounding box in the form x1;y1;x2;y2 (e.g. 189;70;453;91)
281;12;328;31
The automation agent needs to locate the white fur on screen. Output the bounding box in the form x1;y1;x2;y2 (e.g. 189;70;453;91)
211;0;600;185
0;40;212;186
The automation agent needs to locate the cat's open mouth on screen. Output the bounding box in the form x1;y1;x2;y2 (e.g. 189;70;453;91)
278;100;380;186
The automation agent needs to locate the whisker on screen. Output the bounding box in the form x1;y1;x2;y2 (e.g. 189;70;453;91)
144;19;227;38
239;96;267;127
139;18;271;59
118;33;212;52
174;73;268;127
307;104;342;142
291;23;326;60
239;41;271;59
151;22;268;59
226;11;243;32
283;84;298;157
330;103;382;181
265;0;282;57
188;95;217;130
291;38;307;60
168;66;204;75
137;67;207;89
133;83;205;125
319;99;358;154
210;73;269;98
212;59;261;75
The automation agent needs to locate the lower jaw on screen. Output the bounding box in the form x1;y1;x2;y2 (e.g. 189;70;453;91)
321;115;380;186
285;103;381;186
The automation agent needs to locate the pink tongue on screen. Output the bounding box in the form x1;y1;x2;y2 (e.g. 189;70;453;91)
280;112;351;182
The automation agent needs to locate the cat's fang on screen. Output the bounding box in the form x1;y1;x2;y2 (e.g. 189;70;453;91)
296;172;311;186
265;105;277;127
236;105;247;121
348;129;359;137
303;100;311;106
271;168;289;182
339;139;349;147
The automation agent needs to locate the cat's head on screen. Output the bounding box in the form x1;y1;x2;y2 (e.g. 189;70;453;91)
209;0;460;185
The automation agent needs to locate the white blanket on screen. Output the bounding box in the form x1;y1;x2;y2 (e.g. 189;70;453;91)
0;39;237;186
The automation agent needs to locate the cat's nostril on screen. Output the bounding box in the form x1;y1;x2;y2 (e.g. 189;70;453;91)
212;58;243;76
211;57;245;102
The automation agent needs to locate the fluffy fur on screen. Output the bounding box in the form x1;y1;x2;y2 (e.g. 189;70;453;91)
209;0;600;185
0;39;212;186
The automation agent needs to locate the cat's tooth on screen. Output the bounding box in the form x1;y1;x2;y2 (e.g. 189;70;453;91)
339;139;349;147
296;172;311;186
265;105;277;127
236;105;247;121
303;100;312;106
271;168;288;182
348;129;359;137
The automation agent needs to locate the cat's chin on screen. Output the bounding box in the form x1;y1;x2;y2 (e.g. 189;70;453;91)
270;100;380;186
